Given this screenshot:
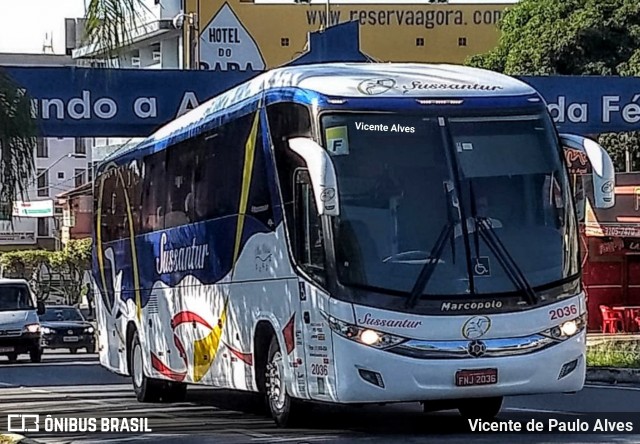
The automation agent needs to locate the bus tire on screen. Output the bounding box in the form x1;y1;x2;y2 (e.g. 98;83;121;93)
458;396;503;420
265;336;305;427
130;330;162;403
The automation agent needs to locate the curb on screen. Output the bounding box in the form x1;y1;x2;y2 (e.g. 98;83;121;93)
586;367;640;384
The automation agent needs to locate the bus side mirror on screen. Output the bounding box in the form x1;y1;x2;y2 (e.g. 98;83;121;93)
288;137;340;216
560;134;615;209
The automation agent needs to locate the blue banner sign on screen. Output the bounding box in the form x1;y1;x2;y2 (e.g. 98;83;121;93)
4;66;259;137
521;76;640;135
3;66;640;137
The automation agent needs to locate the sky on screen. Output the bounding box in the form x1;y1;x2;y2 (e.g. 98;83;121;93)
0;0;86;54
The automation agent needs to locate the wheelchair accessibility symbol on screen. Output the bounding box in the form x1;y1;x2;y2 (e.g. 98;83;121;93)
473;257;491;277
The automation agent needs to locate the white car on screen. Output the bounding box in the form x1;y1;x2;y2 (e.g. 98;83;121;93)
0;278;45;363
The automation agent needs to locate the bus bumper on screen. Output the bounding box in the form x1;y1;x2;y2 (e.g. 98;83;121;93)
331;330;586;403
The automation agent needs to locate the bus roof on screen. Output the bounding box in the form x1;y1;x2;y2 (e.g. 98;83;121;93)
106;63;537;163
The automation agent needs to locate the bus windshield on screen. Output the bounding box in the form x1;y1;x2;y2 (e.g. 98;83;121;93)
322;112;578;297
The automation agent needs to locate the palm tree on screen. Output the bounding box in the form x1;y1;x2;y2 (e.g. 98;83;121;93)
0;70;37;218
0;0;147;217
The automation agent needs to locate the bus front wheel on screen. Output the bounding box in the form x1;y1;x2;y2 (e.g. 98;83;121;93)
458;396;503;420
265;336;306;427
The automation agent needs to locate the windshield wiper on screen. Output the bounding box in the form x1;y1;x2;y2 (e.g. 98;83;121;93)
406;182;459;309
475;216;538;305
405;221;454;309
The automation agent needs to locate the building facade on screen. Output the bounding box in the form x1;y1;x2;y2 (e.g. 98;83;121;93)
0;53;93;251
185;0;519;72
66;0;183;69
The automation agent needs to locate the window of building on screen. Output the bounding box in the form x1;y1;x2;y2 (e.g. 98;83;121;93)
88;164;93;182
58;172;64;179
37;169;48;197
75;138;87;156
36;138;48;158
37;218;48;237
458;37;467;47
416;37;425;47
75;168;86;188
281;38;290;47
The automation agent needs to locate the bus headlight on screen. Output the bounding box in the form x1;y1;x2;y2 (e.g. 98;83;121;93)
560;320;578;337
326;315;406;349
541;315;585;340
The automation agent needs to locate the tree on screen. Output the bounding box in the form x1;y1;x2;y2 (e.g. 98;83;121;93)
83;0;149;61
0;250;53;301
0;0;147;217
467;0;640;171
49;238;92;306
0;71;38;216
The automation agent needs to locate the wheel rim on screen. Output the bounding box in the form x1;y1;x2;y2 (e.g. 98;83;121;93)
132;342;143;388
266;350;286;411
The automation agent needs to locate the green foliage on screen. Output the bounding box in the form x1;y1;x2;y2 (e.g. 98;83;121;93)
467;0;640;172
49;239;93;306
0;69;37;217
467;0;640;76
587;338;640;368
0;249;52;300
0;239;92;304
84;0;150;60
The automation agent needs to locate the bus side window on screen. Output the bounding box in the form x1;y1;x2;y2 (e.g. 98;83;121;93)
141;151;167;233
294;169;326;284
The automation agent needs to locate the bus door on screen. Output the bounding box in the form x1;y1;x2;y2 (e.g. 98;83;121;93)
292;169;337;401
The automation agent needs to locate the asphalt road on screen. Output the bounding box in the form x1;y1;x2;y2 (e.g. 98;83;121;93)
1;351;640;443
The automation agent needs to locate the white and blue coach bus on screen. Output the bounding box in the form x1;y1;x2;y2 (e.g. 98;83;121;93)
92;63;615;426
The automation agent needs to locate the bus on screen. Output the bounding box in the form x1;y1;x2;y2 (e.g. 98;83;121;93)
92;63;615;426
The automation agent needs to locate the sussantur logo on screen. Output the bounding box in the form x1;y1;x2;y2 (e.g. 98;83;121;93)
357;78;397;95
462;315;491;339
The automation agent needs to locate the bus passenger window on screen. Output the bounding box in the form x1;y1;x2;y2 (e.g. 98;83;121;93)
294;170;326;284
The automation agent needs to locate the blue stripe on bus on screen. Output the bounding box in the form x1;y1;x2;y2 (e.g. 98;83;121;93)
96;215;274;310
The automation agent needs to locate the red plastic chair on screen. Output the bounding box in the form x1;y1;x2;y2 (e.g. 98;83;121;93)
599;305;624;333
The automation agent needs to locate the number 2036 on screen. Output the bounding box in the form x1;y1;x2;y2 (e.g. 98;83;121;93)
549;304;578;320
311;363;328;376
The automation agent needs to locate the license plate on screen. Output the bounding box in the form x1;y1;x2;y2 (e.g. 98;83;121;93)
0;347;14;353
63;336;79;342
455;368;498;387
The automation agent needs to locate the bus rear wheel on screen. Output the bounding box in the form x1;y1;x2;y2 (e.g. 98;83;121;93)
130;331;187;403
458;396;503;420
131;331;163;402
265;336;306;427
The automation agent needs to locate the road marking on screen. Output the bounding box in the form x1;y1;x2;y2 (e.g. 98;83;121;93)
251;436;339;442
504;407;583;415
586;383;640;391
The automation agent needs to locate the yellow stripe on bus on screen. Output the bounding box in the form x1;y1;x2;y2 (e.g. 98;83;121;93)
116;169;143;322
192;110;259;381
95;175;108;307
